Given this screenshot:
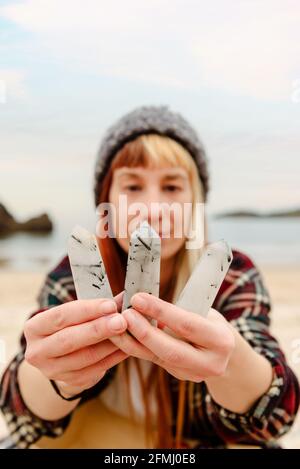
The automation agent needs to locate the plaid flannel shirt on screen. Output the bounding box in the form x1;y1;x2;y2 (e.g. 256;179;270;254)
0;249;299;449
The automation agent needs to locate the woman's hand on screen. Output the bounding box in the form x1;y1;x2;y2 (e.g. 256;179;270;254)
24;292;129;398
110;292;236;382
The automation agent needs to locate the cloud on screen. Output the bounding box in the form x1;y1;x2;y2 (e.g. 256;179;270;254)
0;0;142;33
1;0;300;100
191;1;300;100
0;69;27;102
0;0;192;90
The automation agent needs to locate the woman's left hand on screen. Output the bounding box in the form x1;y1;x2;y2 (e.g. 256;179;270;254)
110;292;236;382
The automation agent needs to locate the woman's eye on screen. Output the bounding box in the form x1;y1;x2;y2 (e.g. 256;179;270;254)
124;185;142;191
163;185;181;192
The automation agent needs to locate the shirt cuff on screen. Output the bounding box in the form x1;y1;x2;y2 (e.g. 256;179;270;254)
205;364;285;434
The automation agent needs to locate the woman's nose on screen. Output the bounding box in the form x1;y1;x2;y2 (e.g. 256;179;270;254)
144;203;172;234
137;188;172;230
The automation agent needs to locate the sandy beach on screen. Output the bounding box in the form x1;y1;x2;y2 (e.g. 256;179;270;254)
0;265;299;448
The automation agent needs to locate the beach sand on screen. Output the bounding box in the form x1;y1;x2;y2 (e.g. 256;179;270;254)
0;265;299;448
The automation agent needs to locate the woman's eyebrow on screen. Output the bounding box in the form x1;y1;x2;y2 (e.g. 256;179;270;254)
116;170;188;181
162;174;188;182
117;172;142;180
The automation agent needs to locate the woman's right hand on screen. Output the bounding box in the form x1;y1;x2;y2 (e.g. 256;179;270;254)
24;292;128;399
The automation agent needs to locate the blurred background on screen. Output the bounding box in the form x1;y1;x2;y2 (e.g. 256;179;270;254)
0;0;299;447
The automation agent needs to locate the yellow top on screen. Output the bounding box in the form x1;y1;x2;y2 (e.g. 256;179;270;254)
36;359;157;449
34;358;259;449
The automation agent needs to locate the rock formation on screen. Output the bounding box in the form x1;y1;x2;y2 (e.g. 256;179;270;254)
0;203;53;235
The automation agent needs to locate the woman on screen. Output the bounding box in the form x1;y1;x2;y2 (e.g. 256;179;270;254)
0;105;299;449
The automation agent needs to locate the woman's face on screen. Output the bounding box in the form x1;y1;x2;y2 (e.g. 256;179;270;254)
108;166;193;260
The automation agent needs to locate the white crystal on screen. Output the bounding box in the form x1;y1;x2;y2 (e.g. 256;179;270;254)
67;225;113;300
121;221;161;326
175;239;232;317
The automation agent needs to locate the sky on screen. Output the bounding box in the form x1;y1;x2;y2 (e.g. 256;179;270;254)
0;0;300;226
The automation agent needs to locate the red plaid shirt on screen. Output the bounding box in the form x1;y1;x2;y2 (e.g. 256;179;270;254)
0;249;299;448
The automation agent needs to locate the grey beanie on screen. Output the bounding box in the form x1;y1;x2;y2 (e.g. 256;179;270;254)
94;105;209;206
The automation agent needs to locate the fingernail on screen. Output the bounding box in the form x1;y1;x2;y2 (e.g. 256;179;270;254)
124;309;137;324
101;300;117;314
108;314;126;331
125;310;145;329
132;294;147;311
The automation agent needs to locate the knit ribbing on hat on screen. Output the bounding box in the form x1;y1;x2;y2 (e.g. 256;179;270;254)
94;105;209;206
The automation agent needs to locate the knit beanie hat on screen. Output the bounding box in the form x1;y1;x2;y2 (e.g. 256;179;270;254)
94;105;209;206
